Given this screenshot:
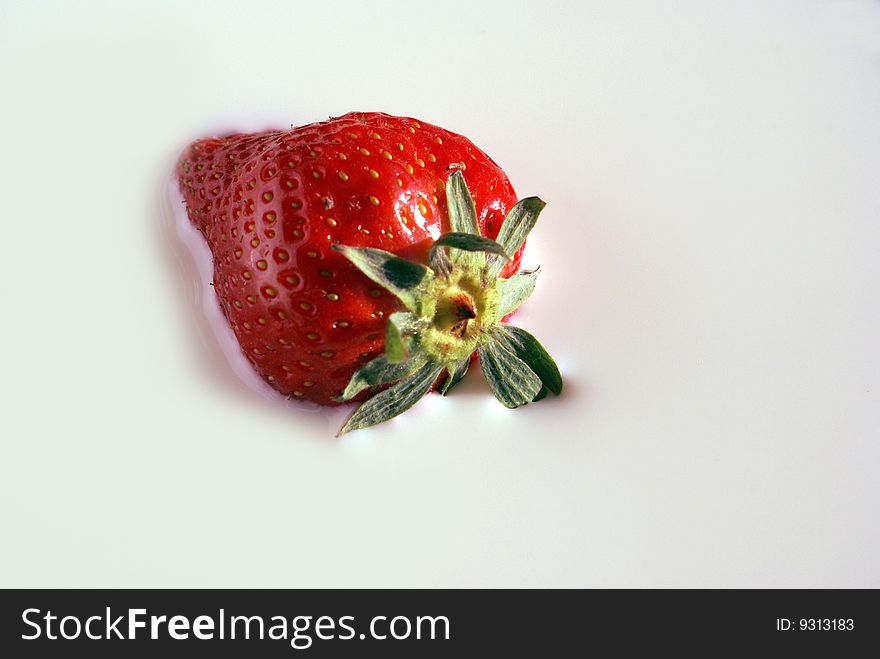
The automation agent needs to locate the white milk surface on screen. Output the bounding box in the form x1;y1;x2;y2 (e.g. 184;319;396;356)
2;0;879;587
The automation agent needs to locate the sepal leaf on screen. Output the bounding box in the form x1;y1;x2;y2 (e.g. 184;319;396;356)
340;351;429;402
445;170;483;271
429;243;453;278
498;268;540;317
331;244;430;312
478;338;543;408
445;169;480;236
488;197;546;277
428;232;511;270
494;325;563;395
384;312;420;363
338;361;444;436
439;357;470;395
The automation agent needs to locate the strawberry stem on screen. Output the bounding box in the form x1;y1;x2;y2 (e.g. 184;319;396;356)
334;170;561;435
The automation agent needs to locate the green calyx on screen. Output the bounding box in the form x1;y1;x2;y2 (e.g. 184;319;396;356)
331;169;562;436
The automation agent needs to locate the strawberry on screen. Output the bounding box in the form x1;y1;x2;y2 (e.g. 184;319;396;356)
177;111;561;434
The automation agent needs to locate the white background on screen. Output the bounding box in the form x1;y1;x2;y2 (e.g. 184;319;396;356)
1;0;878;587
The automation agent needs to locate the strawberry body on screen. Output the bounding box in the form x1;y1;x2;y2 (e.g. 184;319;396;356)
177;112;522;405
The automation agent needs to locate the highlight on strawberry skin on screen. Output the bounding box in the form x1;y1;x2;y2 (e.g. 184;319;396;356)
176;112;562;435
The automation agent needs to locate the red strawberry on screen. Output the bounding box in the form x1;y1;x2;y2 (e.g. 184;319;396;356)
177;112;561;434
